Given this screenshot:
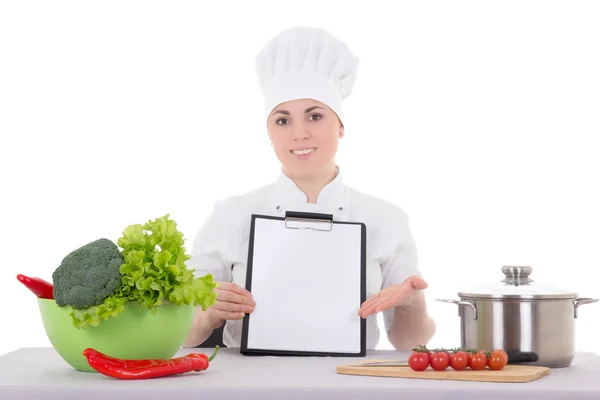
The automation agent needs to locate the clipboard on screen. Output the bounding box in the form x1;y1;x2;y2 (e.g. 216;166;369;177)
240;211;367;357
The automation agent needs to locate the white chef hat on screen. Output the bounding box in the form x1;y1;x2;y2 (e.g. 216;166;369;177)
256;26;359;123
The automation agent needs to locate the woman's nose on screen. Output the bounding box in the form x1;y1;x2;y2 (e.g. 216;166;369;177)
291;123;310;140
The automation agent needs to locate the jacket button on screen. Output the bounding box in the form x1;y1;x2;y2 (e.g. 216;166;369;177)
276;205;281;210
338;207;343;211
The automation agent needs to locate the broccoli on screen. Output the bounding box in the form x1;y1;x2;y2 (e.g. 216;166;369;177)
52;238;124;309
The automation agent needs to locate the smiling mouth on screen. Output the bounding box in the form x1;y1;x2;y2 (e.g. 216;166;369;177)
290;147;316;155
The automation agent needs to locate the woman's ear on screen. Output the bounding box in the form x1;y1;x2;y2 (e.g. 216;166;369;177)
340;126;345;138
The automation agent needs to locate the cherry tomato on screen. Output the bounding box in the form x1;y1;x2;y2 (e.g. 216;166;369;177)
496;349;508;362
413;345;431;358
469;352;488;370
488;350;508;370
408;351;430;371
468;350;485;361
429;351;450;371
449;351;469;371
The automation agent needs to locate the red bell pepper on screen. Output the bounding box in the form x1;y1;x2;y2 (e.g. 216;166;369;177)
16;274;54;299
82;346;220;380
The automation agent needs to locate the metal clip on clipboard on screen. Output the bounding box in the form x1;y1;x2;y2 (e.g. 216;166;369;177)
284;211;333;232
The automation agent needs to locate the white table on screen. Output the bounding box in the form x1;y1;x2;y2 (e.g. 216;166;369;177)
1;347;599;399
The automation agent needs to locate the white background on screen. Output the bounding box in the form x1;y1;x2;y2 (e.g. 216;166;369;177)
1;1;599;358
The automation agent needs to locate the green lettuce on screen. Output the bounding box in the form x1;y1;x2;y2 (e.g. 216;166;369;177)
69;214;217;329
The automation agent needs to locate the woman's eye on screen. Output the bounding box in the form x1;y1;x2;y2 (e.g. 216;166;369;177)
276;118;289;125
309;114;322;121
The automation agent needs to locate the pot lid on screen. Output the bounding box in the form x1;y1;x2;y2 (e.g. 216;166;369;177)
458;266;578;300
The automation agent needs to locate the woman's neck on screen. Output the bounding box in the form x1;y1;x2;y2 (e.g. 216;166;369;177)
284;161;337;203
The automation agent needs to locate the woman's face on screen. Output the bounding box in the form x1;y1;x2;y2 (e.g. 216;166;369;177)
267;98;344;179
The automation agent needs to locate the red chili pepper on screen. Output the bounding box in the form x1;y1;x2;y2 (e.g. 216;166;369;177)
16;274;54;299
82;346;220;380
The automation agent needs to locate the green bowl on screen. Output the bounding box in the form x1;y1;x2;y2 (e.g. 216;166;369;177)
37;298;195;372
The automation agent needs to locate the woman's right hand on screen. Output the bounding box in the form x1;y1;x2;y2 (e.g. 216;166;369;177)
206;281;256;329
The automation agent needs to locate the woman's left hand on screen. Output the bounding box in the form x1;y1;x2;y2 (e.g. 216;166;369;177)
358;275;428;319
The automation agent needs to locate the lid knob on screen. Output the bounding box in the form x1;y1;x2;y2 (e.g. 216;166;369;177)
501;266;533;285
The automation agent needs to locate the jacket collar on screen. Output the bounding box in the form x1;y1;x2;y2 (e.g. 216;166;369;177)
272;166;349;218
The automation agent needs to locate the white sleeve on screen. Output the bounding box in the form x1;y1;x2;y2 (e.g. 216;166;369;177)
380;206;421;332
187;201;233;283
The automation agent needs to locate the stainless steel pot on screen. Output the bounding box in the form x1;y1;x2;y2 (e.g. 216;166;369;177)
436;266;598;368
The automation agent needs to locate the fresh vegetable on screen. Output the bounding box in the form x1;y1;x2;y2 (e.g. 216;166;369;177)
413;345;431;357
408;349;430;371
408;346;509;372
488;349;508;370
82;346;219;380
468;351;488;370
429;351;449;371
449;351;468;371
115;215;217;311
16;274;54;299
53;214;218;329
52;238;124;309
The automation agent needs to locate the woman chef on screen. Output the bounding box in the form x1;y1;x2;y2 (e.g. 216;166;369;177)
183;26;436;350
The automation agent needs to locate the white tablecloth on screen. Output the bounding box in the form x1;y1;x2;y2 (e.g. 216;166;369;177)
1;347;599;400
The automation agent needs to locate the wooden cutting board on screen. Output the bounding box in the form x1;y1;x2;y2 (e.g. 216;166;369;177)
336;360;550;383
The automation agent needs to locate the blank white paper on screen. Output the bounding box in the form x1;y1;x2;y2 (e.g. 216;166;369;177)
245;217;363;354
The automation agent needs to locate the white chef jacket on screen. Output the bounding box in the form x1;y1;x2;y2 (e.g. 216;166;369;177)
188;166;421;349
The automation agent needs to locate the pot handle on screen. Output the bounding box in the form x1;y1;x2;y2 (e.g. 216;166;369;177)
506;351;539;364
436;298;477;320
574;297;599;318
